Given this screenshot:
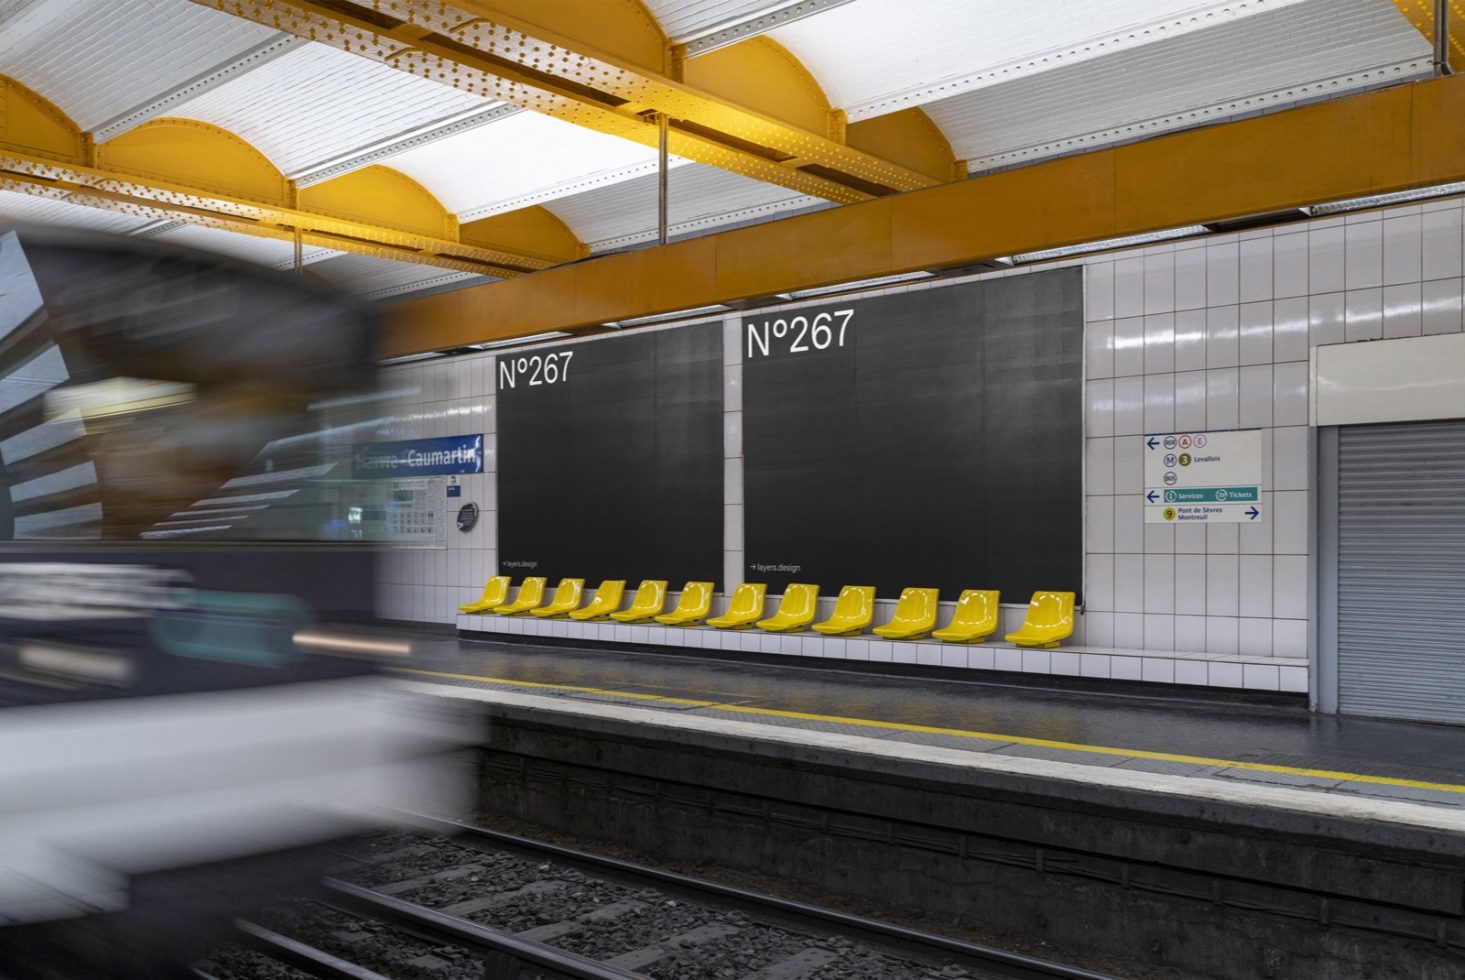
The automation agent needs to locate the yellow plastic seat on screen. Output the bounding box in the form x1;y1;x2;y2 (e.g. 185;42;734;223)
1005;591;1076;648
610;580;668;623
655;582;714;626
492;577;547;616
458;575;511;614
529;578;585;618
568;580;626;621
811;585;876;636
756;584;820;633
706;583;767;629
872;587;940;640
933;590;1001;643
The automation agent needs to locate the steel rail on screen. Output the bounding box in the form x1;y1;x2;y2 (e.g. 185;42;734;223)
319;879;643;980
394;811;1116;980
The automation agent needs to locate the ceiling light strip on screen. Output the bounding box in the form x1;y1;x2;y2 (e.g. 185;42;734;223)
1012;226;1208;263
1306;181;1465;216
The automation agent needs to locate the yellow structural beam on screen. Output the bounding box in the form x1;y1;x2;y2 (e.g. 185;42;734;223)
194;0;945;203
0;151;550;276
0;76;581;275
384;72;1465;356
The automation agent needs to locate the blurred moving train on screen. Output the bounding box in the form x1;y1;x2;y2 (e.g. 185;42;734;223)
0;226;466;975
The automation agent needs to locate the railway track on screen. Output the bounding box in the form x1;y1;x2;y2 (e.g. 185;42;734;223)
200;814;1114;980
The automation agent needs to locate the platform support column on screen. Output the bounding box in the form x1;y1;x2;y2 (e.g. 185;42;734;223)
657;112;669;246
1436;0;1453;76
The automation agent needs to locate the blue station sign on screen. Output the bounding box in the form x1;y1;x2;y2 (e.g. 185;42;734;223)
353;435;484;477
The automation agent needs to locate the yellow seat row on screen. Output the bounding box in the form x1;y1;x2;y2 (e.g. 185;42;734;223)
460;578;1074;647
459;576;715;625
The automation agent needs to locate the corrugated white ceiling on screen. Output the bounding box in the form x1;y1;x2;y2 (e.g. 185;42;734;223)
0;0;278;130
545;164;819;250
769;0;1313;119
642;0;805;41
166;42;489;176
152;224;340;270
0;191;157;236
384;112;660;218
926;0;1429;170
308;252;497;300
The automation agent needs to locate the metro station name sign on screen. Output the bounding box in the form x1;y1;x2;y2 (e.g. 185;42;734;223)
1142;429;1263;524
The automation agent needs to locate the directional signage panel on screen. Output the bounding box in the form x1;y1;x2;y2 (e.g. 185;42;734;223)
1143;429;1263;524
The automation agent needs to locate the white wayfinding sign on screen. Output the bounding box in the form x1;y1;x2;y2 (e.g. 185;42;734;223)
1143;429;1263;524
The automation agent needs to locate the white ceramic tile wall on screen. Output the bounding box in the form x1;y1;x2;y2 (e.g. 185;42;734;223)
378;192;1465;691
1084;199;1465;662
374;352;497;626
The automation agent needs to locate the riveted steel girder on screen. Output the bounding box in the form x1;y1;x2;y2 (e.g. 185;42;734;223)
0;150;555;276
193;0;941;203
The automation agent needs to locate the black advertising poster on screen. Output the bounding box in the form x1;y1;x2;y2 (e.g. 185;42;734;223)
496;325;724;589
742;268;1084;600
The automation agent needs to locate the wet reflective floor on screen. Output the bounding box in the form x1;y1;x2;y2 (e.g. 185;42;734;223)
404;635;1465;793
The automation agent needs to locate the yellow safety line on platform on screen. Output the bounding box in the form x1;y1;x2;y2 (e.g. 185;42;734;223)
396;667;1465;796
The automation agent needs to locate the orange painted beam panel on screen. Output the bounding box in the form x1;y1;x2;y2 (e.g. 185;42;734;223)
716;201;893;299
1114;84;1416;231
1413;72;1465;185
891;152;1116;270
385;73;1465;358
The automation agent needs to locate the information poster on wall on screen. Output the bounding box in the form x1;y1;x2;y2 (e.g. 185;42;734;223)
369;476;447;548
1143;429;1263;524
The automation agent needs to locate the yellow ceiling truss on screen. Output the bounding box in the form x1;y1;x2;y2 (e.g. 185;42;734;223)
191;0;962;202
0;75;586;275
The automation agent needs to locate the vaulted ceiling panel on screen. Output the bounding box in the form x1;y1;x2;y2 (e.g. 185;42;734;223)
768;0;1314;120
308;252;499;300
642;0;810;41
0;0;278;130
924;0;1430;170
383;112;662;220
151;223;339;269
164;42;490;177
0;190;157;235
546;163;821;252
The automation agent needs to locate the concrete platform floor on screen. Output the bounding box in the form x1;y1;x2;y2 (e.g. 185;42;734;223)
399;633;1465;811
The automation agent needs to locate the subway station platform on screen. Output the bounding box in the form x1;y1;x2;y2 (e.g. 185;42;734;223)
399;631;1465;977
402;632;1465;814
459;609;1311;695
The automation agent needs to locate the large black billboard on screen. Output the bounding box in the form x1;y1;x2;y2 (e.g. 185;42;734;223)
742;268;1083;600
496;325;723;588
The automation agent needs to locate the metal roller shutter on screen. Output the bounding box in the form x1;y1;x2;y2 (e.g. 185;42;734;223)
1337;420;1465;723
